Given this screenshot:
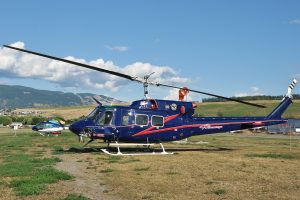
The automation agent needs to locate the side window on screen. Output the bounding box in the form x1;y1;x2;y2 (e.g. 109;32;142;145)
152;115;164;127
99;111;114;126
135;114;149;126
122;115;130;125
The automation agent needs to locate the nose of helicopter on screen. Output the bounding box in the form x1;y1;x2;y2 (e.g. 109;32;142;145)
69;122;80;135
32;125;38;131
69;119;93;136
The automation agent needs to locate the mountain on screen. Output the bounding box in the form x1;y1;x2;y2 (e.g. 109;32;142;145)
0;85;125;109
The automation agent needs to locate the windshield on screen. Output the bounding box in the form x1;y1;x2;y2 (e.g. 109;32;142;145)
36;122;59;129
87;107;102;122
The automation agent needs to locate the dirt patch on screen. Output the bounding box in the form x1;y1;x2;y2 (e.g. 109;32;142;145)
0;183;18;200
55;154;121;200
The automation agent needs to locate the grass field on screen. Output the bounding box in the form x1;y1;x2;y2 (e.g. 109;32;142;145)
195;100;300;118
15;105;95;120
0;128;299;200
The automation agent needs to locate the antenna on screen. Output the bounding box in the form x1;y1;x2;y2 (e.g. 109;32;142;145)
143;72;155;99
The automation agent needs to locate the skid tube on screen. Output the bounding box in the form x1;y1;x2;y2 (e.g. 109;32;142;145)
101;141;174;156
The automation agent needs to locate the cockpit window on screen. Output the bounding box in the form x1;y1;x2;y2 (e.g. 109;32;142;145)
87;107;102;122
36;123;45;129
98;111;114;126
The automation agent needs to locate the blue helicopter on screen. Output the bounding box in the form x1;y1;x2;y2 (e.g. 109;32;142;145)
4;45;298;155
32;119;68;136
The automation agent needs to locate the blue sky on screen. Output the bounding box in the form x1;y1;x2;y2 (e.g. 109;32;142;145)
0;0;299;101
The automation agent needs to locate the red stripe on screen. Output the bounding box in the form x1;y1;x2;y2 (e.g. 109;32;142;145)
133;119;284;137
164;114;180;123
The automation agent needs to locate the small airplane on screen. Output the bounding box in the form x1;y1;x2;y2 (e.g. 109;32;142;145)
4;45;298;155
32;119;68;136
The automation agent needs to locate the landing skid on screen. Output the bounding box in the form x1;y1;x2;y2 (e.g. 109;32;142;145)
101;142;174;156
83;139;94;147
38;132;51;136
39;132;46;136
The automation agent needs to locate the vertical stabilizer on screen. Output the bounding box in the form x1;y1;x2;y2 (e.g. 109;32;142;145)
267;79;297;119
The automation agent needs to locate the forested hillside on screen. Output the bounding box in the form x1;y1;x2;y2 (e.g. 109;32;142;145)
0;85;124;108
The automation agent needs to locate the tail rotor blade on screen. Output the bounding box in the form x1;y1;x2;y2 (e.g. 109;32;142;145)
287;78;298;97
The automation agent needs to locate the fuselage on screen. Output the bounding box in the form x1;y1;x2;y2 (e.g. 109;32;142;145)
32;120;66;134
69;99;289;143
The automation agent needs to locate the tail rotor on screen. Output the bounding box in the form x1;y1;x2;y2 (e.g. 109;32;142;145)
287;78;298;98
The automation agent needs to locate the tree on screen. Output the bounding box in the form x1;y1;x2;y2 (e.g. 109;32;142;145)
23;116;33;125
0;116;12;126
31;116;47;125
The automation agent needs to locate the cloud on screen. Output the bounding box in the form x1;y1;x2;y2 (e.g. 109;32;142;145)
105;45;129;52
163;88;202;101
235;86;264;97
234;92;249;97
0;41;189;92
250;86;259;93
288;19;300;24
164;88;180;100
0;79;8;84
123;62;189;85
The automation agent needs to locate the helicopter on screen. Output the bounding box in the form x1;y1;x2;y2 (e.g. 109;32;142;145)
4;45;298;155
32;119;68;136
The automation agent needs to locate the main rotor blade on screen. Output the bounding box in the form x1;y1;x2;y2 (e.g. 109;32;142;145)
3;45;135;81
4;45;266;108
156;83;266;108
